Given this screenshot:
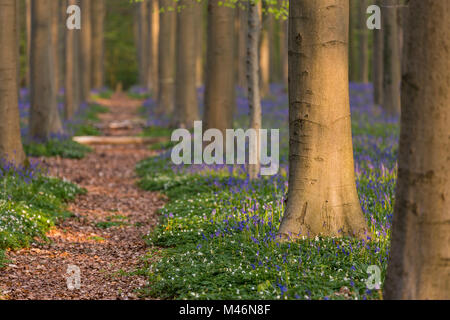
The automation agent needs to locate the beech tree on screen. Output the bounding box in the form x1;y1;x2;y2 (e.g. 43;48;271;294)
148;0;160;93
278;0;369;240
91;0;105;90
80;0;92;101
157;0;176;115
0;0;26;164
203;0;236;137
358;0;368;83
29;0;62;140
373;0;383;105
384;0;449;300
382;0;401;115
174;0;199;128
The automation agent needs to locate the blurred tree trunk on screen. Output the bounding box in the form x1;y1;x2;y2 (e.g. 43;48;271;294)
348;0;358;82
384;0;450;300
195;0;204;88
382;0;401;115
237;4;247;89
65;0;81;120
136;0;149;88
148;0;159;94
157;0;176;115
373;0;383;105
91;0;105;90
16;0;21;94
174;0;199;128
247;0;262;180
203;0;236;138
29;0;62;141
280;17;288;88
80;0;92;100
26;0;31;88
358;0;369;83
278;0;369;240
259;5;270;97
0;0;26;164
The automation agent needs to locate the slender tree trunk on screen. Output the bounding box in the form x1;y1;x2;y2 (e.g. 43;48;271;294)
259;7;270;97
358;0;369;83
50;0;60;97
349;0;358;82
174;0;199;128
278;0;369;240
373;0;383;105
237;5;247;89
148;0;159;94
195;0;204;88
29;0;62;140
16;0;21;94
0;0;25;164
382;0;401;115
91;0;105;90
384;0;450;300
80;0;92;101
203;0;236;137
65;0;81;120
280;17;288;88
26;0;31;88
157;0;176;115
137;0;149;88
247;0;262;180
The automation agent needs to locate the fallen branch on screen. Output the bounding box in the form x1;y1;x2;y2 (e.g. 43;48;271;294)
73;136;168;145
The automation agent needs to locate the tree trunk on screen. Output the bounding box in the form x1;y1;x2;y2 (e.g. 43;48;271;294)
382;0;401;115
148;0;159;94
80;0;92;101
280;17;288;88
157;0;176;115
384;0;450;300
26;0;31;88
29;0;62;141
0;0;26;164
348;0;358;82
259;7;270;97
373;0;383;105
237;5;247;89
174;0;199;128
358;0;369;83
195;0;204;88
65;0;81;120
137;0;149;88
278;0;369;240
91;0;105;90
203;0;236;138
247;0;262;180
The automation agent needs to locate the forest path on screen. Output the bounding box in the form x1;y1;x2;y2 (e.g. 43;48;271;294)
0;93;164;299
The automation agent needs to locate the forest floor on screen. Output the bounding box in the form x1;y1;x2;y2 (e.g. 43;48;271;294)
0;93;165;299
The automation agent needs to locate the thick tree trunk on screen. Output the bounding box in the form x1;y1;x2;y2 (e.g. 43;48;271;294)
157;0;176;115
247;0;262;180
148;0;159;94
278;0;369;240
373;0;383;105
0;0;26;164
80;0;92;101
91;0;105;90
65;0;81;120
29;0;62;141
358;0;369;83
382;0;401;115
203;0;236;137
174;0;199;128
384;0;450;300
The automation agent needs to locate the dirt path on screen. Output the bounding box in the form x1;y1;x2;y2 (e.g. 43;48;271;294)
0;93;164;300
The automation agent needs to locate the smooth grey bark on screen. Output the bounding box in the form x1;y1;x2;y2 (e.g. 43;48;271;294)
384;0;450;300
278;0;369;240
91;0;105;90
0;0;26;164
80;0;92;101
